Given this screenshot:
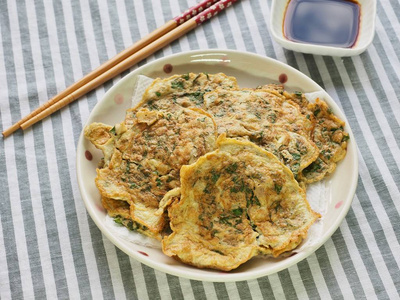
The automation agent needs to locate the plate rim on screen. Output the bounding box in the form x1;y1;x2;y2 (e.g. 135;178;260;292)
76;49;358;282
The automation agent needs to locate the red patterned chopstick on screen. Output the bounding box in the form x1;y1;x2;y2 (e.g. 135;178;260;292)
174;0;220;24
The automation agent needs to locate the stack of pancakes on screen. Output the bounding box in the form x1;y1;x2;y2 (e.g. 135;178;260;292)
85;73;349;270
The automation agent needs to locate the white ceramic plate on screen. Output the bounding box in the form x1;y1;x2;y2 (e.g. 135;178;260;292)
270;0;376;56
76;49;358;282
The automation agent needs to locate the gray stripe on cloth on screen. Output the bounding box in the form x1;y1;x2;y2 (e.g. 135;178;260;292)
88;222;116;299
193;0;219;50
190;280;208;300
213;282;229;299
166;274;184;299
142;0;165;61
236;281;252;300
162;0;183;53
123;0;140;42
376;2;400;62
355;179;400;294
104;0;126;54
256;277;276;300
330;229;366;299
88;0;115;92
357;52;400;146
277;269;298;300
301;54;325;89
249;0;277;59
34;0;102;298
67;1;117;295
345;207;389;299
315;246;343;299
178;0;200;50
70;0;101;113
122;0;152;70
0;115;23;300
340;56;400;228
217;10;236;49
51;0;84;145
322;56;399;295
232;1;256;53
13;1;53;298
87;0;110;64
115;247;139;300
160;0;173;21
1;2;49;299
322;55;400;240
370;33;400;124
282;50;299;72
387;0;400;23
296;260;321;299
142;264;161;300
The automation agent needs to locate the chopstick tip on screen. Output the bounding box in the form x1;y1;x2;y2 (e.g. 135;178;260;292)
2;123;21;138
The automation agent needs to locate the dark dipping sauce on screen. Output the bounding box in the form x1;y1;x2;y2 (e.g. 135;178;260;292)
284;0;360;48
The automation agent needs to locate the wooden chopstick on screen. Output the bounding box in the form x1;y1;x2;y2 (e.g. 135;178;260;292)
2;0;223;137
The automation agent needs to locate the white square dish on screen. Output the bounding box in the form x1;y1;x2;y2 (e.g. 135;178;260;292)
270;0;377;56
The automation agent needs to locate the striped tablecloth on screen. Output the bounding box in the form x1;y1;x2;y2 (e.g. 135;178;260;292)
1;0;399;299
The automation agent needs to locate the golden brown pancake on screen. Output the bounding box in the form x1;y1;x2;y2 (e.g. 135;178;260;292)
162;136;320;271
85;73;348;267
101;196;163;240
283;93;350;183
203;88;319;176
124;72;238;127
94;106;217;234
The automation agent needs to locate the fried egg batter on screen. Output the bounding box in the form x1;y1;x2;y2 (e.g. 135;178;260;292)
203;88;319;176
91;107;217;236
85;73;349;270
162;136;320;271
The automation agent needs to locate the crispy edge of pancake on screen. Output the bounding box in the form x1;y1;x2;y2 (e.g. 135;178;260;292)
298;98;349;183
282;91;349;184
162;135;320;270
102;196;163;240
256;83;285;94
84;122;128;167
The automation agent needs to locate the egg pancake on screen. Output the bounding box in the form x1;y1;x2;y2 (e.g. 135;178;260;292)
101;196;163;240
283;92;349;183
84;122;117;167
85;73;348;267
124;73;238;126
203;89;319;176
92;106;217;234
162;136;320;271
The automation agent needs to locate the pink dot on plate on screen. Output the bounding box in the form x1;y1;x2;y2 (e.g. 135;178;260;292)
163;63;173;73
138;251;149;257
114;94;124;104
97;204;106;212
85;150;92;161
279;73;288;84
335;201;344;209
